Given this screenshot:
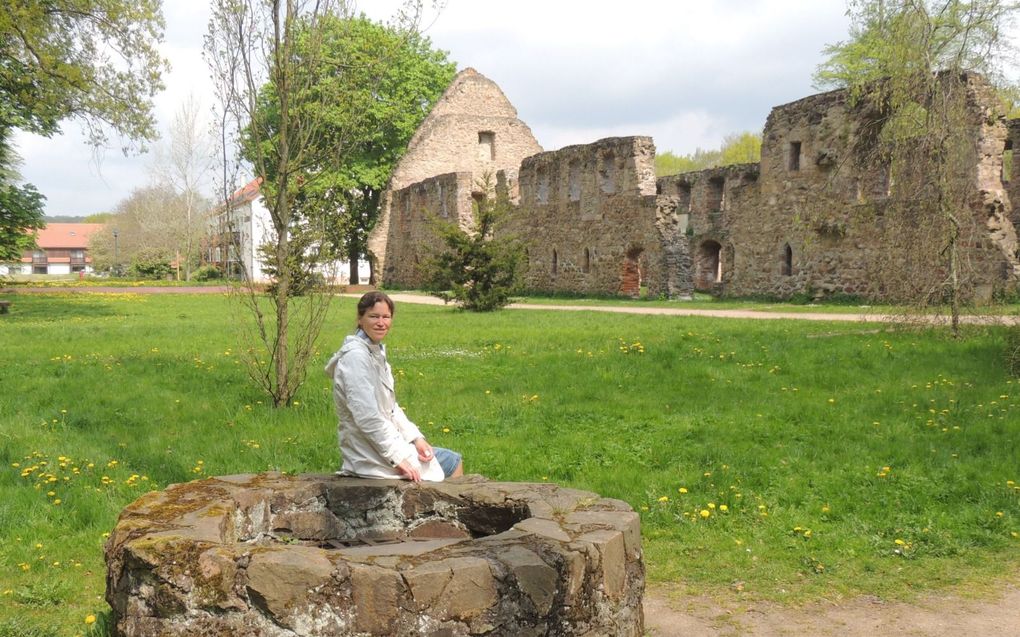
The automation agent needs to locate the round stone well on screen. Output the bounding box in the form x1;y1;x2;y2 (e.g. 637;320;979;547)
105;472;644;636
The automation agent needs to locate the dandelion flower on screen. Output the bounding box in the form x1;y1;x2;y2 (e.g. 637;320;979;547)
678;487;688;494
85;614;97;625
719;504;729;512
700;509;710;519
894;539;906;546
657;496;669;503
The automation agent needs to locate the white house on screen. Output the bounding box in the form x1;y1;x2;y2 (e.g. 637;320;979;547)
1;223;104;276
206;178;368;284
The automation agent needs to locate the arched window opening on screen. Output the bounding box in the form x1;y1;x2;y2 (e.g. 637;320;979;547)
620;246;643;297
695;240;723;289
552;249;558;276
582;247;591;274
781;243;793;276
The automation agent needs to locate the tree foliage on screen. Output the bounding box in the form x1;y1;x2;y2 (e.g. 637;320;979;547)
655;131;762;176
246;15;455;282
815;0;1020;334
422;182;524;312
0;0;166;267
0;0;167;146
0;128;44;264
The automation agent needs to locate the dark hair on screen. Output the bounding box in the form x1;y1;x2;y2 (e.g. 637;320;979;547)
356;291;394;320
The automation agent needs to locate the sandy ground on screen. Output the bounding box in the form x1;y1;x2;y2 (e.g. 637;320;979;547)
643;580;1020;637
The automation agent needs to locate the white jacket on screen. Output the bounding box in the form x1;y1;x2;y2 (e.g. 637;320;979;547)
324;331;443;481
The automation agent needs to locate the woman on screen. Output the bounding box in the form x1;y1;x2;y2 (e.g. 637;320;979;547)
325;291;463;482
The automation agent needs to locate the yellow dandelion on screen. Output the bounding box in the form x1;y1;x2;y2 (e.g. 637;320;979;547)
699;509;710;518
678;487;688;494
719;504;729;512
85;614;97;625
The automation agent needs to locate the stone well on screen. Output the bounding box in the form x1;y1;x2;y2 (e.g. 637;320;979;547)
104;473;644;636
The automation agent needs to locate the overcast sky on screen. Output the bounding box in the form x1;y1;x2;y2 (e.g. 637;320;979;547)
14;0;855;216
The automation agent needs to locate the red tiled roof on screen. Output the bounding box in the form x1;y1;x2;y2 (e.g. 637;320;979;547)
228;177;263;206
33;223;105;249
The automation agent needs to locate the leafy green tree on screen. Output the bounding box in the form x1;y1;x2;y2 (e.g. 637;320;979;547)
0;0;166;265
719;131;762;165
0;0;166;144
655;132;762;176
815;0;1019;335
422;182;524;312
0;128;44;265
247;15;455;282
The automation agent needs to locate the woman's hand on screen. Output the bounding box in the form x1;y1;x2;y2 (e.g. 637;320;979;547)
396;458;422;482
413;437;434;463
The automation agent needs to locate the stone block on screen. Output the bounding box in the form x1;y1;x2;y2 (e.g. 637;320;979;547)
575;529;626;600
402;556;497;621
351;564;404;635
496;545;558;614
246;546;334;624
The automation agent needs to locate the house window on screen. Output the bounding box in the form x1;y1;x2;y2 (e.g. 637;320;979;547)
478;131;495;161
788;141;802;171
33;265;47;274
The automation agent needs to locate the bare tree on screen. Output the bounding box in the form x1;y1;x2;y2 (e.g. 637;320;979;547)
204;0;427;406
152;95;215;280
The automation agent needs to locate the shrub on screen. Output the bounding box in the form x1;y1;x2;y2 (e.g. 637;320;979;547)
192;264;224;282
420;180;524;312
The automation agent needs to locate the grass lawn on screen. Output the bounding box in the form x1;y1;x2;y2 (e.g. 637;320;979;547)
1;291;1018;635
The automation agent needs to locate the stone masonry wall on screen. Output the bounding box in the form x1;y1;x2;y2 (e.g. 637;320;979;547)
384;172;476;287
506;137;666;297
376;69;1019;301
369;68;542;281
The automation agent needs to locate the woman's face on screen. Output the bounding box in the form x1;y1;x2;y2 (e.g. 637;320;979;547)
358;301;393;343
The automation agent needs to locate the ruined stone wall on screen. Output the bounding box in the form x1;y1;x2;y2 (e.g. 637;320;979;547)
506;137;666;297
374;68;1018;301
1005;119;1020;232
369;68;542;281
384;172;475;287
703;75;1020;302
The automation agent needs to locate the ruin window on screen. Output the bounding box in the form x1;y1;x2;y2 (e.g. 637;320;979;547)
478;131;495;161
781;243;793;276
678;182;692;212
598;153;617;194
568;160;581;201
552;249;558;275
707;177;725;212
695;240;723;289
788;141;802;171
582;247;591;274
536;168;550;204
438;183;448;217
1003;138;1013;185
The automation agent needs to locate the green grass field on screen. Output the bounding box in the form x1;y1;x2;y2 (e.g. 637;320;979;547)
1;291;1018;636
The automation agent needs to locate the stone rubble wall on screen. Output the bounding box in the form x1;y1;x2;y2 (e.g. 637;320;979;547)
376;69;1020;302
105;473;645;637
368;68;542;282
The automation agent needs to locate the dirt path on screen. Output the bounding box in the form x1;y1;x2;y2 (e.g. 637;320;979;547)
643;580;1020;636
